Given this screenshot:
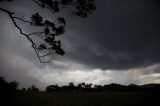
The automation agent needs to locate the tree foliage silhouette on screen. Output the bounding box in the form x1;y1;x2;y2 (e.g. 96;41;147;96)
0;0;96;63
46;84;60;92
0;76;19;92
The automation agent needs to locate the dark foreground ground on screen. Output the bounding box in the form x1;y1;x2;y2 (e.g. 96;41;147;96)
2;90;160;106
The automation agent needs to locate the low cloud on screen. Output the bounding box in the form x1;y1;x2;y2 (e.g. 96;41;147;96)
1;52;160;90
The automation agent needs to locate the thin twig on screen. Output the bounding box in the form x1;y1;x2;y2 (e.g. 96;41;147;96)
13;16;32;24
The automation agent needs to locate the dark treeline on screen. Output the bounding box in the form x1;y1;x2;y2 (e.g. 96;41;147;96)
1;76;160;93
46;82;160;92
0;76;39;93
0;76;19;92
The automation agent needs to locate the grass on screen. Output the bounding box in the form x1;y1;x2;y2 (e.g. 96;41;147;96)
4;90;160;106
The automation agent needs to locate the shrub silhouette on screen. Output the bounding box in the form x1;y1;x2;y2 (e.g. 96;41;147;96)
46;84;60;92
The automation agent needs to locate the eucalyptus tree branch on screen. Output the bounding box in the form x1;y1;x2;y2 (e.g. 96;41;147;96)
0;0;96;63
0;7;51;63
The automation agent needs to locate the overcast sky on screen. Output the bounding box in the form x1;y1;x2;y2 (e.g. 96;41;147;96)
0;0;160;90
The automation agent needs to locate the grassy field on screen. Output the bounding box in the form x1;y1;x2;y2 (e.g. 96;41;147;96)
4;90;160;106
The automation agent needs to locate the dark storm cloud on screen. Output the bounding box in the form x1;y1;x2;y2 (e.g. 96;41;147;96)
1;0;160;70
59;0;160;70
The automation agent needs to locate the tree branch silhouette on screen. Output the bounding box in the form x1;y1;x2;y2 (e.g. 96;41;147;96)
0;8;50;63
0;0;96;63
